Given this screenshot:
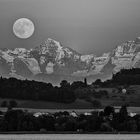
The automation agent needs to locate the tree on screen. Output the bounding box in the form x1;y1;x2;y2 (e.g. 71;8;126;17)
4;110;24;131
1;101;8;107
84;78;87;86
71;81;86;90
9;100;18;108
94;79;102;86
119;105;128;121
104;106;115;116
60;80;70;88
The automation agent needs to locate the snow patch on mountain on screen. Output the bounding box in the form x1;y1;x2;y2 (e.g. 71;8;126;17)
74;55;80;60
1;37;140;82
93;53;110;64
46;62;54;74
48;38;60;48
81;54;94;63
12;48;27;55
40;56;46;65
20;58;41;75
72;70;88;77
112;41;136;72
89;53;110;73
1;51;14;63
64;48;73;57
56;46;65;61
132;52;140;68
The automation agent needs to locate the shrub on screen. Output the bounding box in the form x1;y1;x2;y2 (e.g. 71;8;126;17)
1;101;8;107
9;100;18;108
104;106;115;116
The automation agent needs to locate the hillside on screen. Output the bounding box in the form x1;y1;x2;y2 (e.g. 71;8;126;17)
1;68;140;108
1;85;140;109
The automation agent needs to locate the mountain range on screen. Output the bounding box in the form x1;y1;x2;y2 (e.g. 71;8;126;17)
1;37;140;84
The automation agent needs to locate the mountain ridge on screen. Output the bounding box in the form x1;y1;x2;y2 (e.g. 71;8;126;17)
1;37;140;84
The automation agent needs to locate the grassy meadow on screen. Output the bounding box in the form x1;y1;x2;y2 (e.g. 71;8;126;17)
0;134;139;140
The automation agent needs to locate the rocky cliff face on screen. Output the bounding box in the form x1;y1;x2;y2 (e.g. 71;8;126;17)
112;38;140;73
0;37;140;83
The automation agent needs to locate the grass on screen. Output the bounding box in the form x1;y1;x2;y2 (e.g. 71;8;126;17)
93;85;140;107
1;85;140;110
0;134;139;140
0;98;93;109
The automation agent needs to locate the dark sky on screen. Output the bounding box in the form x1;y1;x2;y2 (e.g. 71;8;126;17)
1;0;140;55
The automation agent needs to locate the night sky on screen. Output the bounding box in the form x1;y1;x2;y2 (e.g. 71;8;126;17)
0;0;140;55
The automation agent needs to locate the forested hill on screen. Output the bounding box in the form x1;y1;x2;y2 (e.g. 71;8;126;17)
111;68;140;85
0;77;84;103
0;68;140;104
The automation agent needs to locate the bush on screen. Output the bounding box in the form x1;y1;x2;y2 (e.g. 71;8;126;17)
1;101;8;107
9;100;18;108
93;90;109;99
104;106;115;116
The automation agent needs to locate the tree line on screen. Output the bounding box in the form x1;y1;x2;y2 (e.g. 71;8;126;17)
0;77;88;103
0;106;139;132
0;68;140;103
92;68;140;86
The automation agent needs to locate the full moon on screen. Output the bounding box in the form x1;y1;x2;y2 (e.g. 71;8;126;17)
13;18;35;39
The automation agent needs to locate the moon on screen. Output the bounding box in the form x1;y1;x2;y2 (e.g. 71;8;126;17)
13;18;35;39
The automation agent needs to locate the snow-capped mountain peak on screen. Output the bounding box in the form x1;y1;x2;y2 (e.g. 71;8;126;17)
1;37;140;83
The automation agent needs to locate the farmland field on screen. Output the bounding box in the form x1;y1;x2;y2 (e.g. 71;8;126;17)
0;134;140;140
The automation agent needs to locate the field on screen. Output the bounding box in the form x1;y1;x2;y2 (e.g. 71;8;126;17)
1;85;140;110
1;85;140;113
0;98;93;109
0;134;140;140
